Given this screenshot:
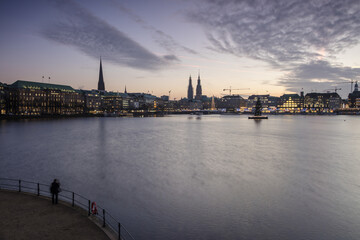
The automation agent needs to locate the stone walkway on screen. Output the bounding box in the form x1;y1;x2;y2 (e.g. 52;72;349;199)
0;190;112;240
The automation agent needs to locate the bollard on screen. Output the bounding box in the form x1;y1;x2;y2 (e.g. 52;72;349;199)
72;192;74;207
103;209;106;227
88;200;91;216
118;223;121;240
37;183;40;196
19;180;21;192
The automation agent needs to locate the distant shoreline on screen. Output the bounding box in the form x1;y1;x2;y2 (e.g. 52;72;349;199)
1;110;359;120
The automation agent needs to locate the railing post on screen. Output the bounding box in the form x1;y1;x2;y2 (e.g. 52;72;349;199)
18;180;21;192
88;200;91;216
118;222;121;240
37;183;40;196
72;192;74;207
103;209;106;227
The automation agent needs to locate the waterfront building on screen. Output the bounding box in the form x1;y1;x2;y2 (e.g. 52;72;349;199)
161;95;169;101
187;76;193;100
195;74;202;100
102;92;123;113
304;92;342;112
189;99;203;110
164;99;180;111
7;80;84;115
217;95;247;112
247;95;270;108
98;59;105;91
348;81;360;108
0;82;7;115
178;98;190;110
267;96;281;109
121;93;130;110
200;95;212;109
277;93;304;113
127;93;157;110
81;90;102;114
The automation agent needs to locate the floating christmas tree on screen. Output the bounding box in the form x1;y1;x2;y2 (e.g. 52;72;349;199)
254;98;262;116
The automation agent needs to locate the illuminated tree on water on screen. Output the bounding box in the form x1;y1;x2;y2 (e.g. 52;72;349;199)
254;98;262;116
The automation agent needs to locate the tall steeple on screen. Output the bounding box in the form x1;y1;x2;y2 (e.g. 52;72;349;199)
187;75;193;100
195;72;202;100
98;58;105;91
124;85;127;93
355;81;359;92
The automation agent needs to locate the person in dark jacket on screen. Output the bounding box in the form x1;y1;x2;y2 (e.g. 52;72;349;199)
50;179;61;204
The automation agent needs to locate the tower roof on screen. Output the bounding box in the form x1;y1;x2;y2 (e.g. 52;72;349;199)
11;80;74;92
98;58;105;91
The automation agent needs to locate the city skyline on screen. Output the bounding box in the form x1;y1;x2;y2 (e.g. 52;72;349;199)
1;0;360;99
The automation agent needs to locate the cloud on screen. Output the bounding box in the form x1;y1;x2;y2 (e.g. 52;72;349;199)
41;0;176;70
189;0;360;67
279;60;360;96
163;55;180;61
110;0;198;55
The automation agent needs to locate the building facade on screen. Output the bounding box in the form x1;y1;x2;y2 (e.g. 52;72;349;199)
304;92;342;112
247;95;270;108
277;93;304;112
81;90;102;114
348;81;360;108
217;95;247;111
0;82;7;115
7;80;84;115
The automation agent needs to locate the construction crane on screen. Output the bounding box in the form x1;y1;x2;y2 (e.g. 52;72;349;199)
223;86;250;95
335;80;355;92
323;87;341;93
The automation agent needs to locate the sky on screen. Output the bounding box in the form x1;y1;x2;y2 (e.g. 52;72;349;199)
1;0;360;99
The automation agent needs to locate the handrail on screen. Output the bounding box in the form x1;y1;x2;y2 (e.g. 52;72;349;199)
0;178;135;240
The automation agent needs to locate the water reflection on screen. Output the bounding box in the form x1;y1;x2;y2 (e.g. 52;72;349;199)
1;115;360;240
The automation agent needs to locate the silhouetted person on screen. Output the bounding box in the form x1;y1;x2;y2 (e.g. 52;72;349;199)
50;179;60;204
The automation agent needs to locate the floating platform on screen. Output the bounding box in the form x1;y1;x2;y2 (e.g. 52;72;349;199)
248;116;268;119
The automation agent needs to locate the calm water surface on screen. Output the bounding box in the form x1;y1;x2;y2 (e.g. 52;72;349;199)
1;115;360;240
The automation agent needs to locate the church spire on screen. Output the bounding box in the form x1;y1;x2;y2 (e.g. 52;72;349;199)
187;75;193;100
196;71;202;100
98;58;105;91
124;85;127;93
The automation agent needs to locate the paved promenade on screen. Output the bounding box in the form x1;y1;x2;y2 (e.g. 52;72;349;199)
0;190;111;240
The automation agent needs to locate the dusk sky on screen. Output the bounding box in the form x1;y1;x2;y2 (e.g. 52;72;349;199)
1;0;360;99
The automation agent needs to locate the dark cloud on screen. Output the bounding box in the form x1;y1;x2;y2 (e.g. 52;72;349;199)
163;55;180;61
110;0;198;55
279;60;360;96
41;0;176;70
189;0;360;66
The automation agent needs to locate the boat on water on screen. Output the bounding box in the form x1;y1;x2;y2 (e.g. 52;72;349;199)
248;98;268;119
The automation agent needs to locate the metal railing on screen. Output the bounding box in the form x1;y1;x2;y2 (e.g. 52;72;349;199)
0;178;135;240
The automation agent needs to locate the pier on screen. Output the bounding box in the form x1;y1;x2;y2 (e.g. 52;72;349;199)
0;178;135;240
0;190;111;240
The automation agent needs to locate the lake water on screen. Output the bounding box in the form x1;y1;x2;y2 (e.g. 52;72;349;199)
1;115;360;240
